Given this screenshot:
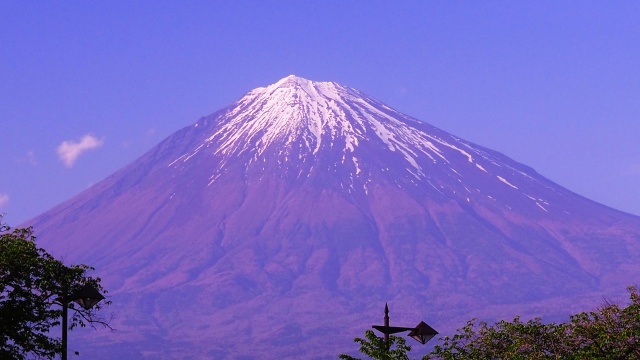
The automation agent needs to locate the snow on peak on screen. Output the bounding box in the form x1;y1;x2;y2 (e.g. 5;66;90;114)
273;74;311;86
204;75;366;157
268;75;344;102
172;76;517;185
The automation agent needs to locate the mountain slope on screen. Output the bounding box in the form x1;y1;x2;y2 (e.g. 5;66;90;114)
30;75;640;359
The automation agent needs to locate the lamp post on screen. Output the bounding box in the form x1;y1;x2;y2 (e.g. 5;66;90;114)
61;284;105;360
372;303;438;348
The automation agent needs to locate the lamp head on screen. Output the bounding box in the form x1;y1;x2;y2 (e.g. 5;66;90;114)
408;321;438;345
71;284;105;310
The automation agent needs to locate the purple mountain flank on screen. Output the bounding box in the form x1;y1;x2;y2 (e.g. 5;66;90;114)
29;75;640;359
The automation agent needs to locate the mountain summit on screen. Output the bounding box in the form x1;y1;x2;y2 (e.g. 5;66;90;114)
31;76;640;359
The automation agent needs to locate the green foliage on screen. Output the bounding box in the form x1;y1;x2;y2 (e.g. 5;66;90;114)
0;217;111;359
422;317;569;360
566;287;640;359
424;286;640;360
339;329;412;360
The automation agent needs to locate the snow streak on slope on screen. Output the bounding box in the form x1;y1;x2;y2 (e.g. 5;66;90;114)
166;75;566;213
174;76;492;177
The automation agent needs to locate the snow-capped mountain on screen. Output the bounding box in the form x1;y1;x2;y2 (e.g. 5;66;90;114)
30;76;640;359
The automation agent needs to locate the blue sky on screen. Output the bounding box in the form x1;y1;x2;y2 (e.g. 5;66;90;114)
1;1;639;225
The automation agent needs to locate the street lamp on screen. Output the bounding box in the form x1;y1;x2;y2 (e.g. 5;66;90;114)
61;284;105;360
372;303;438;348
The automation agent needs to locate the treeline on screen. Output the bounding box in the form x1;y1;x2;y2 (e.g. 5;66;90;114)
341;286;640;359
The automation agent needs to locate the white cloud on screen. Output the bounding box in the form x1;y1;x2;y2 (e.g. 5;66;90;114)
0;193;9;208
57;134;105;168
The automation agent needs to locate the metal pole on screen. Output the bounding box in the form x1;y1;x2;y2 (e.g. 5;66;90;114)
62;300;68;360
384;303;389;349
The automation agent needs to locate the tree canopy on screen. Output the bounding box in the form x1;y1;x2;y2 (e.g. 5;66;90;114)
339;329;412;360
0;217;111;359
341;287;640;360
424;286;640;360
